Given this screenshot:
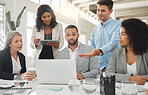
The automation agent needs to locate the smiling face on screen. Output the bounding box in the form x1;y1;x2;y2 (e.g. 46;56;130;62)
97;5;112;23
9;35;23;52
41;12;52;26
119;27;130;47
65;28;79;46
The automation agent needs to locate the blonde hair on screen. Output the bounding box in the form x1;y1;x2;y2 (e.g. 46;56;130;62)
4;31;22;50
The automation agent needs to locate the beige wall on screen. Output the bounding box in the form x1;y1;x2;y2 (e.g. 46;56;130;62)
78;15;96;44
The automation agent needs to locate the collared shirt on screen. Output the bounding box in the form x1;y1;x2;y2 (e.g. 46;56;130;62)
67;42;80;60
11;56;22;73
91;17;121;70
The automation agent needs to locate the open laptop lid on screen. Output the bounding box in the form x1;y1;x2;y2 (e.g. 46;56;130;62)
35;59;77;85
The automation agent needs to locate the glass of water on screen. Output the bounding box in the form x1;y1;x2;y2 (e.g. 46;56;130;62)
68;79;81;93
96;77;101;95
121;81;138;95
13;74;27;88
82;78;97;95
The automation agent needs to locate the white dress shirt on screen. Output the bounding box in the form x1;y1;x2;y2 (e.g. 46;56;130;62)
67;42;80;60
11;56;22;73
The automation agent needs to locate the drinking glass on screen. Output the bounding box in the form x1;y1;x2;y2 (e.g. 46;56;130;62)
68;79;81;93
27;67;36;78
95;75;101;95
13;74;27;88
120;81;138;95
82;78;97;95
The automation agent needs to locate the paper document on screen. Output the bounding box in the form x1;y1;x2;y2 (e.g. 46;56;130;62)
0;80;14;88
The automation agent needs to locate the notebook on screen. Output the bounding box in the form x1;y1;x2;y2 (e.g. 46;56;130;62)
0;87;32;95
35;59;77;85
0;80;14;88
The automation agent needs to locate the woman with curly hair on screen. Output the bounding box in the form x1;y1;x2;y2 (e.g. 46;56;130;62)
30;4;64;60
106;18;148;85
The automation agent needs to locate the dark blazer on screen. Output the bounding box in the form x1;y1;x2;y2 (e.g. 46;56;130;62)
0;47;26;80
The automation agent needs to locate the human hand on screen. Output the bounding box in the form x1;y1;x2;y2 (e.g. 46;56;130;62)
79;49;100;58
21;72;35;81
13;72;20;74
129;75;148;85
46;41;59;49
34;38;40;47
77;73;84;80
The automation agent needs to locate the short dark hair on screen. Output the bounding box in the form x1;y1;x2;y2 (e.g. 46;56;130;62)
36;4;57;32
65;25;78;33
97;0;113;10
121;18;148;55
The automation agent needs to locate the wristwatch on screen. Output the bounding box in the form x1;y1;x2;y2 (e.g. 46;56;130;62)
99;49;103;56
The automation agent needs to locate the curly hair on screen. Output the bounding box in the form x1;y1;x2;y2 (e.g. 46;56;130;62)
97;0;113;10
36;4;57;32
121;18;148;55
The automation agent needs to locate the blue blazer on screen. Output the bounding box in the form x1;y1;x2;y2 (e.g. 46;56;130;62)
0;47;26;80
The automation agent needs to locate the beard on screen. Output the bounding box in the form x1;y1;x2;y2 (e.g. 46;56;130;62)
67;37;78;46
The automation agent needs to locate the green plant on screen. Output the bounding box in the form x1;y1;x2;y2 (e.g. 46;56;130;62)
6;6;26;31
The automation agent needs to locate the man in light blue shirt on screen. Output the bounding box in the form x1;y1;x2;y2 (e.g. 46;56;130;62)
79;0;121;70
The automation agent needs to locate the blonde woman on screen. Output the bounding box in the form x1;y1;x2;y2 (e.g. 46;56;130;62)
0;32;35;80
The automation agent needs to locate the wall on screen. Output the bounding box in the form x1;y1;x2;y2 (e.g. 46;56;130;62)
78;15;96;44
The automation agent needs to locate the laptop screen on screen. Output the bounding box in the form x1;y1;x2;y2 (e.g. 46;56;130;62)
35;59;76;85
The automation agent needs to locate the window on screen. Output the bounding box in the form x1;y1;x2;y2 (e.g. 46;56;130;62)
0;4;5;50
61;0;67;15
30;0;50;5
79;34;85;44
27;11;36;57
30;0;39;4
40;0;50;5
52;0;60;12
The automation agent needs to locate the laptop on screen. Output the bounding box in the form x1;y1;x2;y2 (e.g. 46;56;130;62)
35;59;77;85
